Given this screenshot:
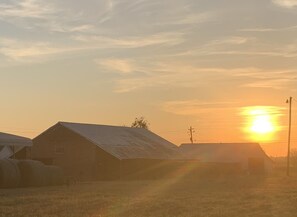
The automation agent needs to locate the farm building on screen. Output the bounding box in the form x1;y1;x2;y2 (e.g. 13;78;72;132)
31;122;185;180
0;132;32;159
179;143;273;174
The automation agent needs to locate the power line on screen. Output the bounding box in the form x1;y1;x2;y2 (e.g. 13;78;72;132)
286;97;293;176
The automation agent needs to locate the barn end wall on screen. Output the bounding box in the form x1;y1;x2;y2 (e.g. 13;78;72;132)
32;124;120;181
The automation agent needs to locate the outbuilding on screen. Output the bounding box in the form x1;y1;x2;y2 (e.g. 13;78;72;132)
179;143;273;174
0;132;32;159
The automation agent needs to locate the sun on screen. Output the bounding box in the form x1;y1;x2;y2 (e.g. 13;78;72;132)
241;106;282;142
250;110;274;134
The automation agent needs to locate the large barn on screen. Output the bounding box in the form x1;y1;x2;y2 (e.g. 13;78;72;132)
179;143;273;174
0;132;32;159
31;122;184;180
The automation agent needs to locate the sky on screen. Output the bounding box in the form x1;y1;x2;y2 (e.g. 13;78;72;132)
0;0;297;156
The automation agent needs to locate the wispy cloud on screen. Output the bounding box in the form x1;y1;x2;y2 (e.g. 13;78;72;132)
162;100;237;116
73;32;185;48
175;36;297;58
173;36;253;57
240;25;297;32
272;0;297;8
224;68;297;89
100;59;297;93
0;0;55;19
156;12;213;26
206;36;250;46
0;31;185;63
242;77;297;89
98;0;116;24
0;37;95;62
0;38;66;62
0;0;113;35
96;58;140;74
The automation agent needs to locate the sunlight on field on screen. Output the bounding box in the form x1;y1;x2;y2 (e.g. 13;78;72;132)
1;161;297;217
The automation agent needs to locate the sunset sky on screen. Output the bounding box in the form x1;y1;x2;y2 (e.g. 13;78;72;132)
0;0;297;156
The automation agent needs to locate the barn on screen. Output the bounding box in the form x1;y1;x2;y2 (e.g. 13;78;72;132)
0;132;32;159
31;122;184;180
179;143;273;174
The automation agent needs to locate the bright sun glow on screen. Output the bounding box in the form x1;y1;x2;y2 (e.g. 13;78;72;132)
241;106;283;142
250;110;274;134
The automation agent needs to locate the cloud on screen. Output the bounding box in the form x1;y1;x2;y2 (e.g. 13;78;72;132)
242;78;297;89
194;50;297;58
156;12;213;26
172;36;254;57
105;59;297;93
0;0;113;35
0;0;55;19
110;63;246;92
229;69;297;89
0;31;184;63
272;0;297;8
96;58;139;74
0;38;56;61
0;37;95;62
161;100;237;116
175;36;297;58
73;32;185;48
240;25;297;32
206;37;250;46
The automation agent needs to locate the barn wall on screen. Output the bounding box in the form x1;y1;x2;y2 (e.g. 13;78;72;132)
240;157;273;174
14;147;29;159
92;145;121;180
32;124;120;181
120;159;241;179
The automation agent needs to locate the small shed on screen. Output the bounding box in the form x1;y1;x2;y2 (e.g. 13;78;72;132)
0;132;32;159
179;143;273;174
32;122;183;180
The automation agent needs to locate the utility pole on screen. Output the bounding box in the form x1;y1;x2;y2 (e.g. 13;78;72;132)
286;97;292;176
188;126;195;144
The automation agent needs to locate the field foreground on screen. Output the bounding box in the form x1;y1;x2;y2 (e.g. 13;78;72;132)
1;172;297;217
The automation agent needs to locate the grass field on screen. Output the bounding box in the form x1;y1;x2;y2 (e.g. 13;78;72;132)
1;162;297;217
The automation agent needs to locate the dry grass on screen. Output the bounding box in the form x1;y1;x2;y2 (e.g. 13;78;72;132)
1;162;297;217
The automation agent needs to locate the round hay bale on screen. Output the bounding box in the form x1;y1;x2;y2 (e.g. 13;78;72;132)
0;159;20;188
45;165;65;186
18;160;48;187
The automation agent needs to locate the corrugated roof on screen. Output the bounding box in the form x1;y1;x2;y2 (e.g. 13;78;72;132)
0;132;32;147
58;122;180;160
0;132;32;159
179;143;272;162
0;146;13;159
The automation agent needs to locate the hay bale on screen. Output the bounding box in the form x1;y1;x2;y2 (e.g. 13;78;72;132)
18;160;48;187
0;159;20;188
45;165;65;186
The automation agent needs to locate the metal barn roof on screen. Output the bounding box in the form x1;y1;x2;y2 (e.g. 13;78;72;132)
0;132;32;147
0;132;32;159
53;122;180;160
179;143;272;163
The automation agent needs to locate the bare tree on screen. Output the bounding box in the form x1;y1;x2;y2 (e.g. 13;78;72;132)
131;117;149;129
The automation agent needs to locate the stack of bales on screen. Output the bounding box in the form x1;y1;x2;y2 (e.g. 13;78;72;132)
0;159;64;188
0;159;20;188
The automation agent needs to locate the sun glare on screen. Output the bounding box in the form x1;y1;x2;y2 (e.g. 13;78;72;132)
250;110;274;134
241;106;283;142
